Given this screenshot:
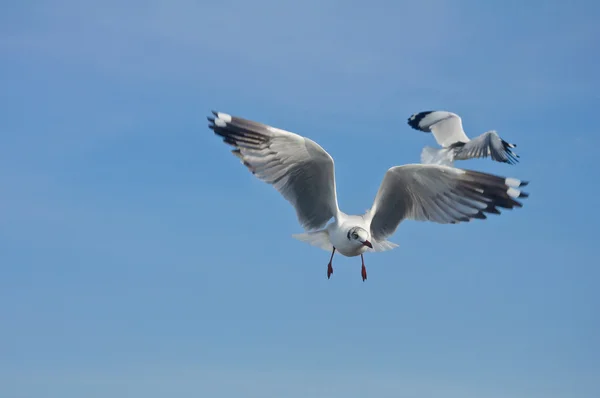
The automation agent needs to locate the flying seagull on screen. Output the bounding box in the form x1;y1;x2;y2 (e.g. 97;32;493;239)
407;110;519;166
208;111;529;281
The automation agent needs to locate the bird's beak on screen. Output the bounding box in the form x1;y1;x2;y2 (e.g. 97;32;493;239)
362;240;373;248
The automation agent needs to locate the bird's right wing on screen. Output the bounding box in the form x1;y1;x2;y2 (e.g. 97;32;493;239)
208;111;340;231
454;130;519;164
365;164;528;242
408;111;470;147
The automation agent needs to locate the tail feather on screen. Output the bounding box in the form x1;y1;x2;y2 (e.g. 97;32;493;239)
420;146;454;166
368;240;399;252
293;231;398;253
292;230;333;252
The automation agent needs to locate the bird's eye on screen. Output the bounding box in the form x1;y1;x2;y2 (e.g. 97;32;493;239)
352;233;358;239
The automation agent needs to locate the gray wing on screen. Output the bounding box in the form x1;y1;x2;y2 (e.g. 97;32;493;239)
453;130;519;165
365;164;529;242
208;111;340;230
407;110;470;147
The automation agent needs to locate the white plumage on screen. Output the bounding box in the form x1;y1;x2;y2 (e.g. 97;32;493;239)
209;111;529;281
408;110;520;166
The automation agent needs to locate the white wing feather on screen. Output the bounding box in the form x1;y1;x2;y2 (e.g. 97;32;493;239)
408;111;470;147
454;130;519;164
365;164;528;242
209;111;340;231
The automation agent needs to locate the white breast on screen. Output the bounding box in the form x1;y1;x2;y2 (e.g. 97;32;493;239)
326;216;370;257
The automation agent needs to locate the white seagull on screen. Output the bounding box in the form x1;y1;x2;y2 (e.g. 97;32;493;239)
407;110;519;166
208;111;529;281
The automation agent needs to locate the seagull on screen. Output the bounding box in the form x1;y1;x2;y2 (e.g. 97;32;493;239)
407;110;519;166
208;111;529;281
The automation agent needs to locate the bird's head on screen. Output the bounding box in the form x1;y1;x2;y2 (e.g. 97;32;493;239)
347;227;373;248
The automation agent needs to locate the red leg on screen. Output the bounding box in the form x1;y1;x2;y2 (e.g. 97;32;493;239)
327;247;336;279
361;254;367;281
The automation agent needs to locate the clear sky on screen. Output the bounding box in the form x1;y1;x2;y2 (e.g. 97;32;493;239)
1;1;598;397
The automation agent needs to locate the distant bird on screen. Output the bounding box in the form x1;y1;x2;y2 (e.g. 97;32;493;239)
208;111;529;281
407;110;519;166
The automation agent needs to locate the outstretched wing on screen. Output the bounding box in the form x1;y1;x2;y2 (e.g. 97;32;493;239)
365;164;528;242
208;111;340;230
453;130;519;165
408;110;470;147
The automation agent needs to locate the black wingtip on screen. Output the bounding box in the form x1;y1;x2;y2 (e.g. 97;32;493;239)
486;206;501;215
207;116;215;123
519;191;529;198
407;111;434;132
211;110;218;117
471;212;487;220
520;180;529;187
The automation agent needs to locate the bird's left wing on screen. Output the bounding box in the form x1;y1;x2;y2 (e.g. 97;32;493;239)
365;164;528;242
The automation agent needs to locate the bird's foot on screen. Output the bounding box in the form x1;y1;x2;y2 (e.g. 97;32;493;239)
361;264;367;281
327;262;333;279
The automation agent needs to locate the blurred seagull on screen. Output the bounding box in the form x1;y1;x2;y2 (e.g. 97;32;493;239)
208;111;529;281
407;110;519;166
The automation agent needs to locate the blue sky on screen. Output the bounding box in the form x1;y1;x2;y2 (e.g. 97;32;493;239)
1;1;598;397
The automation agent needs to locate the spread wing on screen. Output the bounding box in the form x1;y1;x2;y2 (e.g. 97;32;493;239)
453;130;519;165
365;164;528;242
208;111;340;230
408;110;470;147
